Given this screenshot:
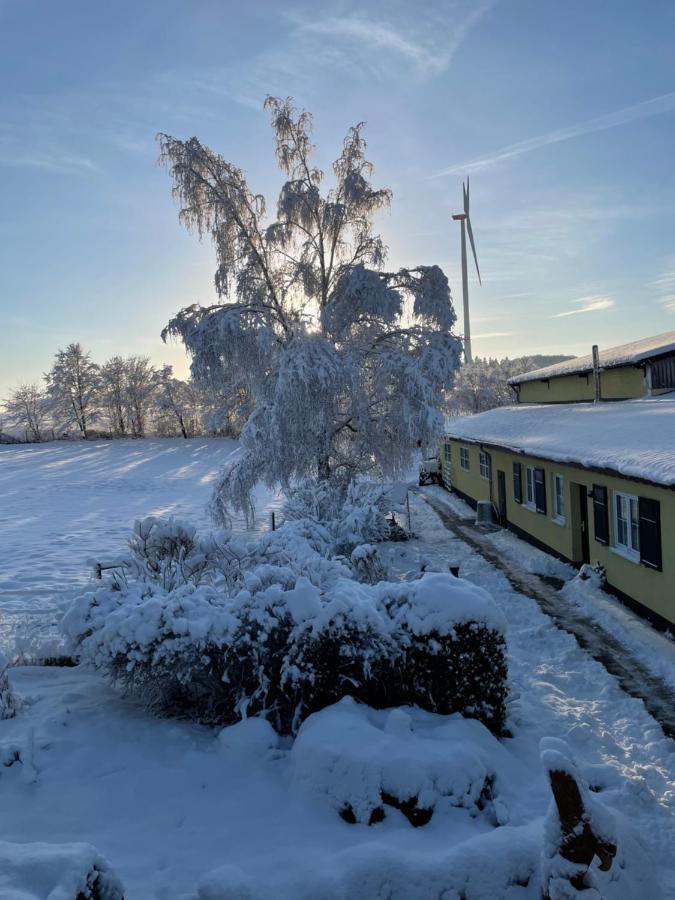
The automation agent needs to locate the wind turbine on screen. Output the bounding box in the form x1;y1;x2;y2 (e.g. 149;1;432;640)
452;177;481;364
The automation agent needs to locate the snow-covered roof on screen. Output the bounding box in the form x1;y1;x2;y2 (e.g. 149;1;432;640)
445;394;675;486
509;331;675;385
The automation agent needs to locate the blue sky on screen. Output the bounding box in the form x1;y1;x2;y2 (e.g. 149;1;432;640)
2;0;675;396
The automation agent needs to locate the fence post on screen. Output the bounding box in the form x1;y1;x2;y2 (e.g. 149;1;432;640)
271;510;276;532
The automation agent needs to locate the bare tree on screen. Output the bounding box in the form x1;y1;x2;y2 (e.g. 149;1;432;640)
45;343;100;439
2;383;49;442
124;356;157;437
99;356;128;436
155;366;201;438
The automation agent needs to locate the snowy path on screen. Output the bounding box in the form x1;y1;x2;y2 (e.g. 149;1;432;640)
418;489;675;738
395;493;675;897
0;439;280;653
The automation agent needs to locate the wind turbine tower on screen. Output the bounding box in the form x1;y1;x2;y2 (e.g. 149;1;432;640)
452;178;481;364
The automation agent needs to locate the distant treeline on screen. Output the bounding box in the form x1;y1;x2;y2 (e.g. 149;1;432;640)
445;354;574;416
1;342;251;444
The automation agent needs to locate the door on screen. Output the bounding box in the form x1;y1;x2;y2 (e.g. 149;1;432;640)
578;483;590;564
497;470;507;525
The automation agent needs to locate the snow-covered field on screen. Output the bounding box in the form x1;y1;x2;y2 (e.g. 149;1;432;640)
0;439;280;653
0;441;673;899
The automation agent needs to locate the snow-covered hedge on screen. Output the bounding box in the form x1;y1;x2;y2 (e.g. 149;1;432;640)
292;697;503;827
63;517;508;735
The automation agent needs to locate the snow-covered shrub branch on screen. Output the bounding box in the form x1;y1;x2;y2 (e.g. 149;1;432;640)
159;97;462;522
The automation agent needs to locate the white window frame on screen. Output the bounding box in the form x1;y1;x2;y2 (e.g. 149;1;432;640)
552;473;565;524
524;465;536;510
479;450;490;480
444;442;452;464
460;447;470;471
612;490;640;562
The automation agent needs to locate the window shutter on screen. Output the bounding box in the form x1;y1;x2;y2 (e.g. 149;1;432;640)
534;467;546;514
592;485;609;544
513;462;522;503
638;497;662;571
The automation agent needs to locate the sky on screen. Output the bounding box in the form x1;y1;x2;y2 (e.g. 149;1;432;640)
1;0;675;396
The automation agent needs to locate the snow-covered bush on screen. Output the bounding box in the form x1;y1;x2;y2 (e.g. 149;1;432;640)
0;839;124;899
64;519;507;735
283;478;399;555
292;698;501;827
376;573;508;733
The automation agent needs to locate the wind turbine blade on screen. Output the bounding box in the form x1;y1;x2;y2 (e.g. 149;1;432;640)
463;178;469;215
466;214;481;285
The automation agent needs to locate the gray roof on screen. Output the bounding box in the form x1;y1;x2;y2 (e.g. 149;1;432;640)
509;331;675;386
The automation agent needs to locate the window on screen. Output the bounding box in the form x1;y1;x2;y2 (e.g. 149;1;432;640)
552;474;565;522
460;447;470;471
443;442;452;463
525;466;535;507
525;466;546;513
613;490;640;559
479;450;490;480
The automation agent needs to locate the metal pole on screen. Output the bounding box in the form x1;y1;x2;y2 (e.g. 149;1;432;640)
460;218;471;364
271;510;276;531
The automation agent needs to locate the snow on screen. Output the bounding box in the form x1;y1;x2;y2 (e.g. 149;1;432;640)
445;394;675;485
508;330;675;384
425;485;675;694
0;439;280;654
290;697;511;825
0;446;673;899
0;839;123;900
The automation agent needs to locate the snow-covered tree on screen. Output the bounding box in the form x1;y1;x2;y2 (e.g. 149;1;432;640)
2;383;49;442
155;366;201;438
446;354;575;416
45;343;100;439
99;356;128;436
123;356;157;437
160;96;461;522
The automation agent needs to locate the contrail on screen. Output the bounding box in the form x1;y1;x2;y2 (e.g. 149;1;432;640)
438;90;675;176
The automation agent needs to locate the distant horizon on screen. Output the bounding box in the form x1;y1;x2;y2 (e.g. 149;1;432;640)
2;0;675;397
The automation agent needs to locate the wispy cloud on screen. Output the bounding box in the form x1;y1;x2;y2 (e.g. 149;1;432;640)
551;296;615;318
438;90;675;176
182;2;495;109
294;3;494;80
649;263;675;312
0;151;101;176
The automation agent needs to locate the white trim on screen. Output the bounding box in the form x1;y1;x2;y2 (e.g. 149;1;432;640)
610;545;640;565
459;446;470;471
612;489;640;557
552;472;565;524
524;465;536;510
479;449;490;480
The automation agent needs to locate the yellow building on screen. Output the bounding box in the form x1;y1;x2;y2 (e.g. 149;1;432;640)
442;333;675;630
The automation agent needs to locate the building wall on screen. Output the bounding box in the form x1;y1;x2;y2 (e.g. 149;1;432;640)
516;365;646;404
440;438;675;628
